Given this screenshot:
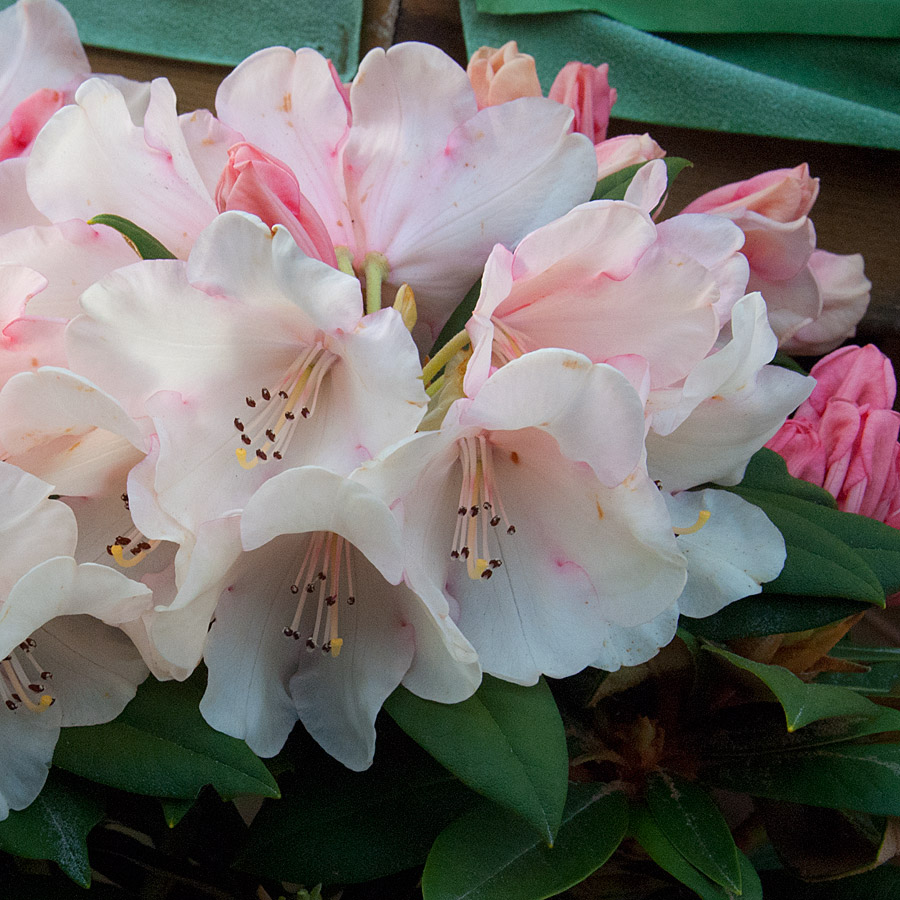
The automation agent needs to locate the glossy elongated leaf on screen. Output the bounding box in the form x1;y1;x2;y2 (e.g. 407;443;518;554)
699;702;900;759
818;662;900;696
701;743;900;815
590;157;692;201
87;214;177;260
645;771;741;894
53;672;279;801
422;783;627;900
0;770;104;887
237;737;476;885
681;594;870;639
704;645;900;732
385;675;568;843
630;805;761;900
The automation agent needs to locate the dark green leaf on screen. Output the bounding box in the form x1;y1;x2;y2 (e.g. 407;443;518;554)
385;675;568;843
0;770;104;887
832;643;900;663
681;594;871;639
701;743;900;815
590;157;692;202
237;736;476;885
160;797;194;828
87;214;177;260
53;671;279;801
818;662;900;697
428;279;481;359
704;645;900;732
422;783;627;900
645;771;741;893
732;448;835;508
630;804;730;900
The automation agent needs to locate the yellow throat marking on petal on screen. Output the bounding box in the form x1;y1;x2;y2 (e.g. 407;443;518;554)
673;509;711;536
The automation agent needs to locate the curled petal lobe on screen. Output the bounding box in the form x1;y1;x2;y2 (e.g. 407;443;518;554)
466;41;542;109
548;61;617;144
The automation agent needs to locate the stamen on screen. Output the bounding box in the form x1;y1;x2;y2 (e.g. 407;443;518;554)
450;433;515;580
491;318;530;367
235;347;337;471
1;642;55;713
672;509;711;536
106;525;160;569
283;533;353;657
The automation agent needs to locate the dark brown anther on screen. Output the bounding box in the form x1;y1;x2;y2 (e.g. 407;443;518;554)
290;585;299;594
41;671;52;680
242;434;252;445
480;569;493;579
301;407;311;418
450;550;460;559
28;683;43;693
115;536;131;546
5;700;17;711
322;642;331;653
490;559;502;568
246;397;256;407
507;525;516;534
318;572;327;581
490;516;501;526
234;418;244;431
461;547;470;558
306;583;315;593
458;506;467;516
256;448;267;461
326;596;336;606
306;638;316;650
283;627;294;637
273;451;283;459
265;429;277;441
470;505;479;517
261;388;271;401
347;596;356;605
26;639;36;648
285;411;295;420
278;390;289;399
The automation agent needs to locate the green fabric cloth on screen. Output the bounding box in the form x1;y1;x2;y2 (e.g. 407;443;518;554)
1;0;363;79
475;0;900;37
460;0;900;149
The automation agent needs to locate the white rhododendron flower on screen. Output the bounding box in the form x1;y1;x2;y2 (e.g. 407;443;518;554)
0;460;151;819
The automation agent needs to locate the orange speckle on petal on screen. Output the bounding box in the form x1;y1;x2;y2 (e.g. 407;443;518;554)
510;451;520;464
280;93;293;113
596;502;604;519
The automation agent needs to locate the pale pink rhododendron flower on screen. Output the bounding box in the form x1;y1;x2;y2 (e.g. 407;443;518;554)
682;165;871;354
357;348;689;683
0;460;151;820
548;61;617;144
0;0;89;156
199;467;480;769
767;344;900;527
215;42;596;345
466;41;542;109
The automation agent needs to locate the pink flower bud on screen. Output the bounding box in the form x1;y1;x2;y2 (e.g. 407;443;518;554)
682;164;819;223
594;133;665;181
466;41;542;109
768;345;900;528
548;62;617;144
0;87;68;161
215;142;336;267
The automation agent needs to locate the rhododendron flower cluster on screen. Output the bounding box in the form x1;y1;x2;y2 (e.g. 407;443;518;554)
0;0;877;823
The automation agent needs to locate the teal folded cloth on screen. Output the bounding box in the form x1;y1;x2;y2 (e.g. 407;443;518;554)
460;0;900;149
475;0;900;37
1;0;363;79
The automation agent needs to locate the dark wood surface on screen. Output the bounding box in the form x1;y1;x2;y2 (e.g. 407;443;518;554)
85;4;900;359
